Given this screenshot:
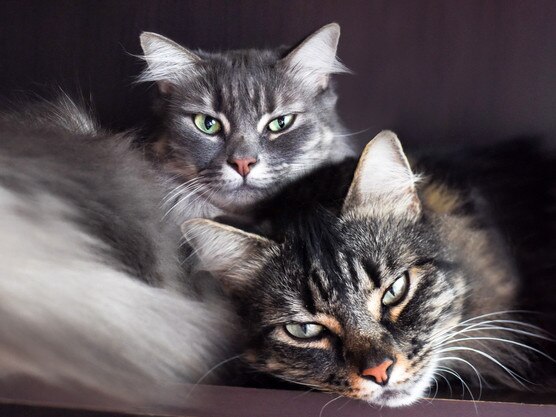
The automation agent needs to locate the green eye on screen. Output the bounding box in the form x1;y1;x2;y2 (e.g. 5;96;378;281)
285;323;324;339
267;114;295;133
382;272;409;306
193;114;222;135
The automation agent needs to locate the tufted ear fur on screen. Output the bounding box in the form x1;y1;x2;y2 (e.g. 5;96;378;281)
139;32;202;94
181;219;273;291
279;23;350;89
342;131;421;218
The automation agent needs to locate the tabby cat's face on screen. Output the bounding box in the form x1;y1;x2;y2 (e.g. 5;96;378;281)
183;132;468;406
140;24;352;213
235;213;465;407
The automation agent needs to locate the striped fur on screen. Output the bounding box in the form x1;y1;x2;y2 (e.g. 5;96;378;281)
184;132;543;407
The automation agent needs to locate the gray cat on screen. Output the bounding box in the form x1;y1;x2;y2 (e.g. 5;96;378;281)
0;97;235;402
183;131;549;407
138;23;355;222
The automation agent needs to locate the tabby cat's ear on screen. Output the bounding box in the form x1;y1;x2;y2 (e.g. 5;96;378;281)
280;23;350;89
181;219;273;291
139;32;202;94
342;131;421;218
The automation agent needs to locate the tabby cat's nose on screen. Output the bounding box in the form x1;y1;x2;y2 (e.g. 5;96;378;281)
228;158;257;177
360;358;395;386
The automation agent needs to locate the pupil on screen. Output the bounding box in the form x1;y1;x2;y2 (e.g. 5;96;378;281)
277;117;285;128
204;117;215;129
300;324;307;334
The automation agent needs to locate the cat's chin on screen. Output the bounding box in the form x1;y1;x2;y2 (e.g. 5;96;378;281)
363;386;425;407
208;183;271;210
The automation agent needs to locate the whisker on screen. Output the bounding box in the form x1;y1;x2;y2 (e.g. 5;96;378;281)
432;371;453;397
292;387;317;400
448;324;553;342
319;395;343;417
185;354;243;400
427;376;440;402
437;356;483;399
428;313;549;346
331;127;371;138
436;365;478;413
436;346;534;388
442;336;555;363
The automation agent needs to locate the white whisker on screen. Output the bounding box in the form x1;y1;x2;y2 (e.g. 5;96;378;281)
436;365;478;414
443;336;555;363
319;395;343;417
437;356;483;399
185;354;242;400
436;346;533;388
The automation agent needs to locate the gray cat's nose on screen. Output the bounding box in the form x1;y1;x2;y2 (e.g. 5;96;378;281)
360;357;395;386
228;158;257;177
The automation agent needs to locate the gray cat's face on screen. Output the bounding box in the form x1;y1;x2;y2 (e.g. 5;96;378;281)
140;24;352;212
183;132;469;407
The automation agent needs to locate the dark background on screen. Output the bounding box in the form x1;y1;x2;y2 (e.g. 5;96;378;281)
0;0;554;383
1;0;556;148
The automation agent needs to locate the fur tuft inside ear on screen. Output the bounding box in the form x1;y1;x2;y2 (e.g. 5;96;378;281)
138;32;202;93
343;130;421;217
280;23;350;89
181;219;273;289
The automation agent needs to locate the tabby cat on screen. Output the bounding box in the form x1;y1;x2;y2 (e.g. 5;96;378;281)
182;131;545;407
138;23;355;222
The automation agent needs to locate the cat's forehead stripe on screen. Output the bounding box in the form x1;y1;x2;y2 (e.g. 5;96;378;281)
360;258;381;288
308;269;330;303
217;82;270;122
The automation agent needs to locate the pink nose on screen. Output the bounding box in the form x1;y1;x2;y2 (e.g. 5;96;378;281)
228;158;257;177
361;359;394;386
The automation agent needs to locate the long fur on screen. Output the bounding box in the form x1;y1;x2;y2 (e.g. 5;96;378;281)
0;99;236;402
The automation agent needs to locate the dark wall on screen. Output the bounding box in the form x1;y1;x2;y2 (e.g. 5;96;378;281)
1;0;555;147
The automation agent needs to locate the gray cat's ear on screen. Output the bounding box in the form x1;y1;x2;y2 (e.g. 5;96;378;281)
181;219;273;290
342;131;421;218
139;32;202;94
280;23;350;89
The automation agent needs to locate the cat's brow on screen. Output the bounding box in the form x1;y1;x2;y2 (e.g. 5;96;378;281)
307;269;330;305
360;258;381;288
301;277;317;315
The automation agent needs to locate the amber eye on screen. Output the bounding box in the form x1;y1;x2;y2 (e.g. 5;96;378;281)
285;323;325;339
382;272;409;306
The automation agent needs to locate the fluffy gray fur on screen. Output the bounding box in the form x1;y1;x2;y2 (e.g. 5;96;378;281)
139;23;356;222
0;97;236;402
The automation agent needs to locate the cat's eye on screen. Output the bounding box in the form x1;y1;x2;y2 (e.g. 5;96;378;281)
382;272;409;306
267;114;295;133
285;323;324;339
193;114;222;135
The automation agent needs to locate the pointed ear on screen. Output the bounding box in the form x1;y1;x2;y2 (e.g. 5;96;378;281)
181;219;273;290
139;32;202;94
342;131;421;218
279;23;350;89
